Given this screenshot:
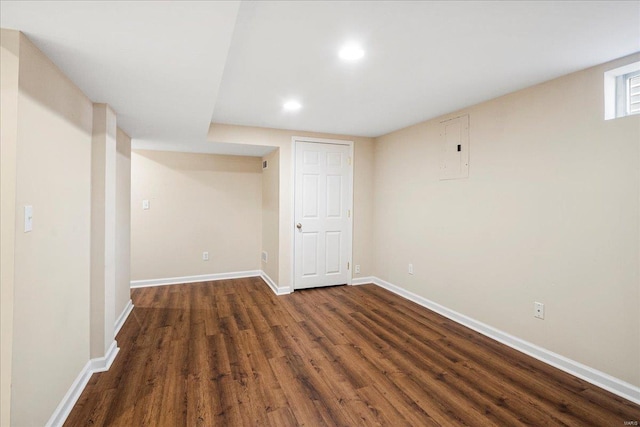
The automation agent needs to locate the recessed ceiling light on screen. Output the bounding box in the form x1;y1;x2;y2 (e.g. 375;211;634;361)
283;100;302;111
339;43;365;61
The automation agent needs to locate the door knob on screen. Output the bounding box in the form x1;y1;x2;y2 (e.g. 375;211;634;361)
296;223;302;229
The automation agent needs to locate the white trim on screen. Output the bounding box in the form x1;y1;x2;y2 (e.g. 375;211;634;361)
45;360;93;427
369;276;640;405
351;276;374;286
291;136;354;290
45;341;120;427
260;271;292;295
130;270;296;296
90;340;119;373
604;60;640;120
114;299;134;337
290;137;296;292
291;136;355;146
130;270;261;288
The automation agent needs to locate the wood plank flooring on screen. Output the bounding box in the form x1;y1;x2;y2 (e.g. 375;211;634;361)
65;278;640;426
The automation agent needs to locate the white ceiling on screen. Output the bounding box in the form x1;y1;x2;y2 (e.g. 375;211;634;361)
213;1;640;137
2;1;639;154
0;1;240;144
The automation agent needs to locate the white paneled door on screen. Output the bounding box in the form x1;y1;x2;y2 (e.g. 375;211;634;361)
294;140;353;289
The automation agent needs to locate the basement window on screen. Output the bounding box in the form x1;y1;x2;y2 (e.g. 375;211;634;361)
627;72;640;115
604;61;640;120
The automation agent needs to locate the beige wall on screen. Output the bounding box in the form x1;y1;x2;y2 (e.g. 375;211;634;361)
207;124;375;288
115;128;131;320
90;104;117;358
0;28;20;427
2;30;132;426
261;149;280;282
353;133;375;278
131;150;263;280
10;33;93;426
373;53;640;387
2;26;635;427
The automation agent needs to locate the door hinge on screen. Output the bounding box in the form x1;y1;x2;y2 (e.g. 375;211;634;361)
347;262;350;270
348;209;351;218
348;157;352;165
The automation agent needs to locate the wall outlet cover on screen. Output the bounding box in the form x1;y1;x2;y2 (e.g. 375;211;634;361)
534;302;545;319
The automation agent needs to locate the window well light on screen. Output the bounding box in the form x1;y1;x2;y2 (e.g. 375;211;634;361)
283;100;302;111
339;43;365;61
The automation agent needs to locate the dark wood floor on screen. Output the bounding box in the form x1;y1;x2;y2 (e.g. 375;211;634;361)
65;278;640;426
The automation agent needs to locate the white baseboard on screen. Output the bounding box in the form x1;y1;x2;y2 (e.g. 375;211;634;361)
90;341;119;373
45;360;92;427
130;270;295;296
45;341;120;427
351;276;374;286
370;276;640;405
114;299;134;337
260;271;292;295
130;270;262;288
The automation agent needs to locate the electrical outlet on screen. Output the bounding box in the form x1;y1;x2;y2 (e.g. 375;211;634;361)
202;252;209;261
355;264;360;274
534;302;544;319
261;251;268;263
408;263;414;275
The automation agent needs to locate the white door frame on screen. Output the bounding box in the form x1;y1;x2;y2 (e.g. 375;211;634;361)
291;136;354;290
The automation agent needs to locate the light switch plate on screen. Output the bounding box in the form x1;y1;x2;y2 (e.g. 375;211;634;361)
24;205;33;232
142;200;150;210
